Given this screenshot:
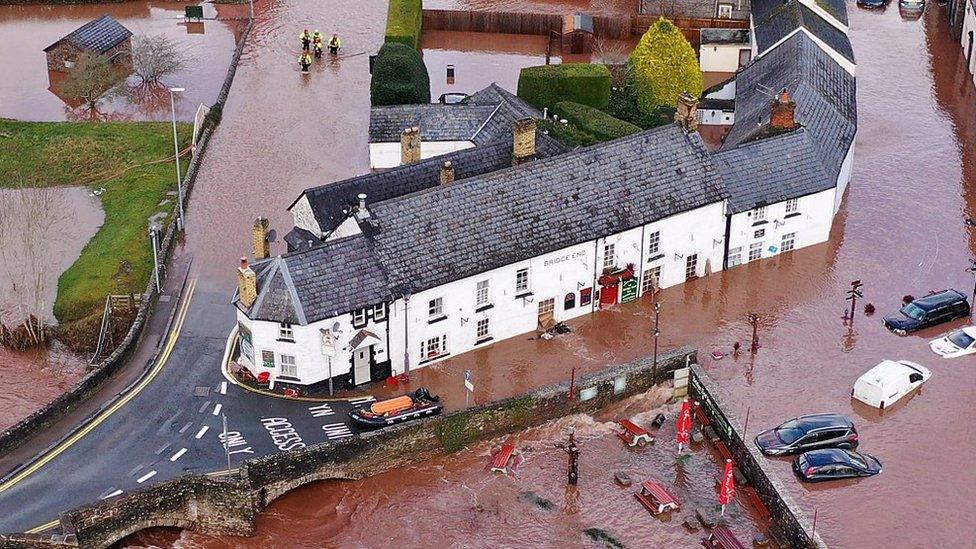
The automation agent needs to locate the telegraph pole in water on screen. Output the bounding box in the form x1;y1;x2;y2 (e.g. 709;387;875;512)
846;280;864;325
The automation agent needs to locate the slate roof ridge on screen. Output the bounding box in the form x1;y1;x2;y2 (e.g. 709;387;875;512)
45;14;132;53
276;258;307;325
246;257;281;314
470;103;504;141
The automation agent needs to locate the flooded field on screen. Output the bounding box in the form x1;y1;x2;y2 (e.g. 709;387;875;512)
0;1;244;121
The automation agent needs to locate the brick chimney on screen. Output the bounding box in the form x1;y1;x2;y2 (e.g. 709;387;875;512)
252;217;270;260
512;118;536;166
770;88;797;132
400;126;421;165
674;91;699;132
440;160;455;185
237;257;257;308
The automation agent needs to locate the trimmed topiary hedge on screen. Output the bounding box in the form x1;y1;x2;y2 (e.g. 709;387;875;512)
538;119;597;148
517;63;612;111
628;17;703;114
370;42;431;106
385;0;423;49
553;101;641;142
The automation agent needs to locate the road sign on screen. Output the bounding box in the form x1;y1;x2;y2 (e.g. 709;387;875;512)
464;369;474;392
320;328;336;357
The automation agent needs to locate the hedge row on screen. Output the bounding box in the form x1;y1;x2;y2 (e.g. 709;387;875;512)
385;0;423;49
517;63;612;111
370;42;431;106
553;101;641;142
538;119;598;148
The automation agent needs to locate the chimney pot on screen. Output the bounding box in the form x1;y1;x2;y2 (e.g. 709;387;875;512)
358;193;367;210
440;160;455;185
240;257;248;270
513;118;537;166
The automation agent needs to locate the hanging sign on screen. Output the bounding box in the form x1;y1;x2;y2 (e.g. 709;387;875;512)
320;328;336;357
621;278;639;303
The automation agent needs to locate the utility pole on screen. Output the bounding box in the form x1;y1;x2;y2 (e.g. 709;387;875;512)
168;87;186;231
221;413;231;471
967;261;976;304
652;301;661;380
748;313;760;353
248;0;254;20
845;280;864;325
555;432;580;485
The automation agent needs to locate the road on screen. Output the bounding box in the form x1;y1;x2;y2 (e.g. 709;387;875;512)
0;0;387;533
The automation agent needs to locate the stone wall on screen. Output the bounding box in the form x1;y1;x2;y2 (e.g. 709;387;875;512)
0;19;254;462
44;40;131;72
689;364;827;549
2;347;695;548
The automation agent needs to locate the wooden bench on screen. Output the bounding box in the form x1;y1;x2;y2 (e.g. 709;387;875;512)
635;480;680;515
702;525;747;549
490;443;516;474
714;440;734;463
743;486;771;520
616;419;654;447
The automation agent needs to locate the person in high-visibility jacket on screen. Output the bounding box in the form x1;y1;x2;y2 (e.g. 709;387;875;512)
299;29;311;51
328;33;341;55
312;29;324;47
299;52;312;72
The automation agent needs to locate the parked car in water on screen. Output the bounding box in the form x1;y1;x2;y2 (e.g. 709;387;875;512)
857;0;888;8
883;289;970;335
898;0;925;17
793;449;882;483
438;92;470;104
852;360;930;410
755;413;858;456
930;326;976;357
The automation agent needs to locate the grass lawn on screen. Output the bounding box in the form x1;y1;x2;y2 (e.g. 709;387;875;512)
0;119;192;325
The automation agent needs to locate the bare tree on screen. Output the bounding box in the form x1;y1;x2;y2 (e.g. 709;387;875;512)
60;52;126;112
131;34;191;86
594;39;633;66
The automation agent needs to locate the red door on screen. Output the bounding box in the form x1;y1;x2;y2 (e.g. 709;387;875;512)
600;284;618;306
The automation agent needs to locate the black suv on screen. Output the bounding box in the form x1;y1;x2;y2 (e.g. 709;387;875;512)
755;413;858;456
883;289;970;335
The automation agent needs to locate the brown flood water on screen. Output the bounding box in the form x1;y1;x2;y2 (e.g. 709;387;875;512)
423;0;641;16
0;1;244;121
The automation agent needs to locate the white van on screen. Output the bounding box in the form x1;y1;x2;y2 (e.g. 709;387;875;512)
852;360;931;410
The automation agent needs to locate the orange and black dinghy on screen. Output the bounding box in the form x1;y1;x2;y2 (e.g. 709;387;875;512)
348;387;443;428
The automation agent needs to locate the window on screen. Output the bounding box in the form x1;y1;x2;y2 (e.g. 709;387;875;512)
428;297;444;319
642;266;661;295
538;298;555;316
476;280;490;307
372;303;386;321
786;198;799;214
564;292;576;310
717;3;733;18
728;246;743;267
685;254;698;280
279;322;294;341
262;350;275;369
752;206;767;222
781;232;796;252
738;49;752;68
421;335;447;359
476;318;490;340
754;229;765;239
749;242;763;261
647;231;660;255
352;309;366;326
516;268;530;294
280;354;297;377
603;243;616;270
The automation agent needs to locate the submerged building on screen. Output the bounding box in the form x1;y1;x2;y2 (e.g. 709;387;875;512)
232;3;856;393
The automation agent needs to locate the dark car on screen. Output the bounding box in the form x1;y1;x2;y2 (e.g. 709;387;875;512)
883;289;970;335
793;448;882;483
857;0;888;8
754;413;858;456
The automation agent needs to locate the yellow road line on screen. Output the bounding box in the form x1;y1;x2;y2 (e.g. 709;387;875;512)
24;519;59;534
0;278;197;496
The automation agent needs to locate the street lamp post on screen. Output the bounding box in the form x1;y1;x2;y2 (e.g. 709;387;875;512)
149;224;161;292
168;87;186;231
652;301;661;380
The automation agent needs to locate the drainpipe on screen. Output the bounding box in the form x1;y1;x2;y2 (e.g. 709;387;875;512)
638;224;646;296
402;292;411;376
591;239;600;313
722;202;733;270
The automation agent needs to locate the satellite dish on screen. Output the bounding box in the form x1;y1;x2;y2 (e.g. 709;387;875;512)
332;322;341;332
267;229;277;243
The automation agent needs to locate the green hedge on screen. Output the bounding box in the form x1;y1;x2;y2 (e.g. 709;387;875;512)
517;63;612;111
538;119;597;148
385;0;423;49
604;87;670;130
370;42;431;106
553;101;641;142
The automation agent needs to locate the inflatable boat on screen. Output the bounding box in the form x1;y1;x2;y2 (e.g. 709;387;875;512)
348;387;443;428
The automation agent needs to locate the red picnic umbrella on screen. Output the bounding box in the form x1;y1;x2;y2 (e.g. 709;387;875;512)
676;398;692;453
719;458;736;515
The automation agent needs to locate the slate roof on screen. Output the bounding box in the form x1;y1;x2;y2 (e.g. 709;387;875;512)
238;234;393;323
366;125;728;294
752;0;854;64
290;129;568;238
642;0;751;19
751;0;848;26
44;15;132;54
722;32;856;183
712;128;832;212
369;104;500;143
700;28;750;45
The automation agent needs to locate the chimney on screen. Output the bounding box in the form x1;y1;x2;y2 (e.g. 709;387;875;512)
400;126;421;165
355;193;371;221
674;91;699;132
237;257;257;308
252;217;270;260
770;88;797;132
512;118;536;166
440;160;455;185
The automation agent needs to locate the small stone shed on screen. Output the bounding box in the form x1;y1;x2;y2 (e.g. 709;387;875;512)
43;15;133;73
562;12;594;54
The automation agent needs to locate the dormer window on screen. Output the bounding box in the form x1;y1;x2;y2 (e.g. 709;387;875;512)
279;322;294;341
352;309;367;327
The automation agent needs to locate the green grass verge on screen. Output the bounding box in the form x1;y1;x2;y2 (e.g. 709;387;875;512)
0;119;191;324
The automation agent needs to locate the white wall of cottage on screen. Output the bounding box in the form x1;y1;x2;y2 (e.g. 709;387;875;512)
834;136;856;213
699;42;751;73
963;2;976;85
290;195;320;237
369;141;475;169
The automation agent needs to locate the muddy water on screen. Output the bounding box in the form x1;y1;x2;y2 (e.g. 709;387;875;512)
0;1;242;121
424;0;640;16
0;186;101;430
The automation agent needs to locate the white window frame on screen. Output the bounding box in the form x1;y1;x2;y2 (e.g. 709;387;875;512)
603;243;616;270
538;298;555;315
647;231;660;255
279;322;294;341
717;3;733;18
641;266;661;295
785;198;799;214
749;242;763;261
476;280;490;307
352;309;366;326
428;297;444;319
476;318;490;340
754;228;765;239
685;254;698;280
421;335;447;359
372;303;386;321
753;206;767;222
781;232;796;252
279;354;297;377
516;267;530;294
728;246;743;267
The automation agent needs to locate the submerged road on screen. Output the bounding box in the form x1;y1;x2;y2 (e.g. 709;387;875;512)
0;0;387;534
